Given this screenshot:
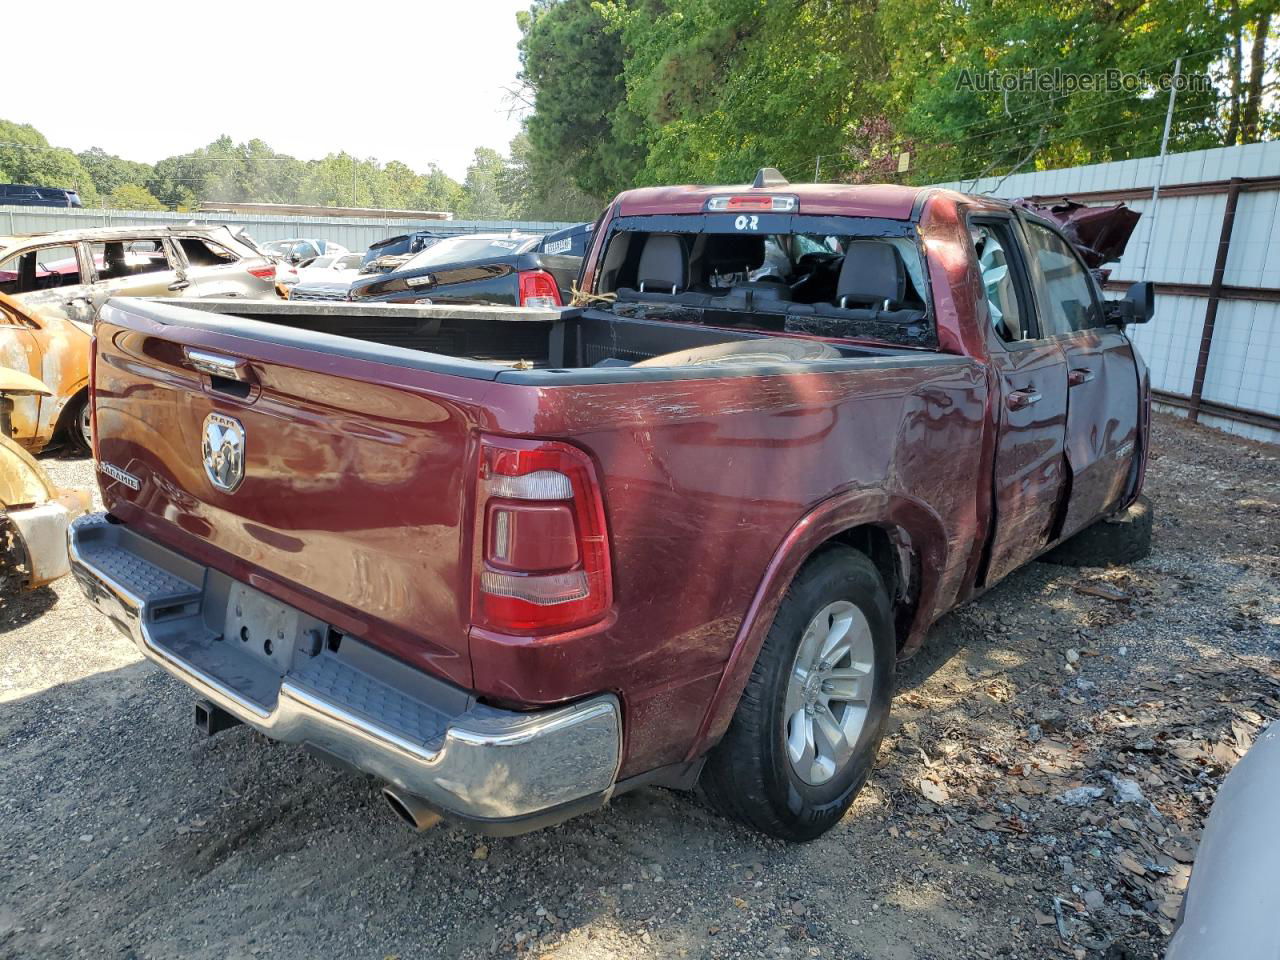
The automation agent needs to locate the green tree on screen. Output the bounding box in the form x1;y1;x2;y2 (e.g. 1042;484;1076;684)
108;183;167;210
501;128;601;220
518;0;643;199
607;0;887;185
77;147;154;198
457;147;513;218
874;0;1231;184
0;120;99;204
413;164;466;213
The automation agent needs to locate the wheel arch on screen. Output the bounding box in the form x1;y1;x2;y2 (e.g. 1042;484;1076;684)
685;489;950;762
52;382;90;441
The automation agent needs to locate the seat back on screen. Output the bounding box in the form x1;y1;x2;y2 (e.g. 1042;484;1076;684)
836;241;906;309
702;234;765;277
636;234;687;293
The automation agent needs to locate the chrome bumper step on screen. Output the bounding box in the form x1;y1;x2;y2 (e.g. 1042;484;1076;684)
69;513;622;832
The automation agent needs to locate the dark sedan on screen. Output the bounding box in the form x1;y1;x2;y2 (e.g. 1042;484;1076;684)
346;232;581;307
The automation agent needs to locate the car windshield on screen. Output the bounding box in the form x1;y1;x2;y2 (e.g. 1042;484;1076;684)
398;235;536;271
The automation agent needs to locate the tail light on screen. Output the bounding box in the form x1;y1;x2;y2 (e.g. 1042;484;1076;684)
472;435;612;634
518;270;563;309
247;263;276;281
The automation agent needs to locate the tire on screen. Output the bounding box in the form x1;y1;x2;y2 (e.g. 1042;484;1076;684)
62;392;92;457
1041;496;1153;567
700;545;896;841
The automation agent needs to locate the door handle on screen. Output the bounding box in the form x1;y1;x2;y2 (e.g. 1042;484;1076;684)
1068;368;1095;386
168;279;191;291
1006;388;1043;411
185;348;248;380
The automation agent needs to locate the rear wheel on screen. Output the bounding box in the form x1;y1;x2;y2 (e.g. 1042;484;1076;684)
700;546;895;841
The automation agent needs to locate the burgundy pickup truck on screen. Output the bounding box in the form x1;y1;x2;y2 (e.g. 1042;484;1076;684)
71;171;1154;841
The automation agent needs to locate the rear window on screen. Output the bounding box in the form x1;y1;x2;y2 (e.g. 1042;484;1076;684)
593;215;932;346
398;235;538;271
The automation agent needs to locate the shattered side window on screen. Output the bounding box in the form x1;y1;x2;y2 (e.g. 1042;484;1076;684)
971;223;1027;343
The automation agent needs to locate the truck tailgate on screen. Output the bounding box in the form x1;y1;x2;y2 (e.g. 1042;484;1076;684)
92;299;495;688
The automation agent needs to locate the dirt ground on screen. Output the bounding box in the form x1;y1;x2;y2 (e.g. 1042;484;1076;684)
1;411;1277;960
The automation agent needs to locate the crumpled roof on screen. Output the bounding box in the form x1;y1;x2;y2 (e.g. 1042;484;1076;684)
1014;198;1142;269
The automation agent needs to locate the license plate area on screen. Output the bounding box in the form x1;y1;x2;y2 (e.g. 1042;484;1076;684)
224;582;307;673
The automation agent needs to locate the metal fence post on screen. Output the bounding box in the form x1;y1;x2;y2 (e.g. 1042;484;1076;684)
1188;176;1243;423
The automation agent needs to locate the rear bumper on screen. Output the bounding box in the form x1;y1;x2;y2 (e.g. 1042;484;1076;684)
68;513;622;833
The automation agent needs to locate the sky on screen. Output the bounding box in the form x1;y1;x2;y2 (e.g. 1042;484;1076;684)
5;0;531;182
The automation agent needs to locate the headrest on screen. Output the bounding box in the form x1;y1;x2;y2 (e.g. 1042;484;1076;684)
703;233;765;275
636;234;687;293
836;241;906;308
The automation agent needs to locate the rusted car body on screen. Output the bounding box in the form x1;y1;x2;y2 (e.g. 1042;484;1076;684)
71;176;1154;839
0;226;281;453
0;293;89;454
0;366;90;590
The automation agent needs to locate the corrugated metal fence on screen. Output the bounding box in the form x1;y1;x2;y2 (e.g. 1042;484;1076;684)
0;205;577;252
935;140;1280;444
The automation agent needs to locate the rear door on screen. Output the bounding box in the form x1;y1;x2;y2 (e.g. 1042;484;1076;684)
1019;215;1139;538
173;235;252;297
85;236;187;310
969;217;1070;586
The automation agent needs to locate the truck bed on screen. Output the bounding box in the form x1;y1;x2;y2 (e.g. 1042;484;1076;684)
165;298;917;382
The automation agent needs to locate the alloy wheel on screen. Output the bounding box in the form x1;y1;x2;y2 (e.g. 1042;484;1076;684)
783;600;876;785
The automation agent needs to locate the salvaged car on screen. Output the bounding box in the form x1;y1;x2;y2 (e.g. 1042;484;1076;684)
0;225;283;322
0;226;283;453
346;231;581;307
70;170;1154;840
0;183;84;208
358;230;446;275
283;253;368;303
1165;721;1280;960
260;238;350;264
0;366;90;592
0;292;91;454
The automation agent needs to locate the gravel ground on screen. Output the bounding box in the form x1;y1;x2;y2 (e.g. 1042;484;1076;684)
1;412;1276;960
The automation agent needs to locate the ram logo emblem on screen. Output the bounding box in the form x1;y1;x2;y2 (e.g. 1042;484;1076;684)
202;412;245;493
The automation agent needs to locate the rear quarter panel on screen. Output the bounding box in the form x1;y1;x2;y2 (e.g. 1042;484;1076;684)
471;357;989;775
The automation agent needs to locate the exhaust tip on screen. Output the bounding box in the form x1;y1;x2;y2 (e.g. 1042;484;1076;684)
382;787;442;832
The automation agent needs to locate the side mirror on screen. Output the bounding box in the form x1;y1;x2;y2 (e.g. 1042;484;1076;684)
1124;281;1155;323
1105;281;1155;325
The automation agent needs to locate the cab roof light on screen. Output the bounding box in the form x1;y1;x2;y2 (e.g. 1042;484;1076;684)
705;195;798;213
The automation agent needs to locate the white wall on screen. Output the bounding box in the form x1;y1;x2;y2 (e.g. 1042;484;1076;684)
936;141;1280;443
